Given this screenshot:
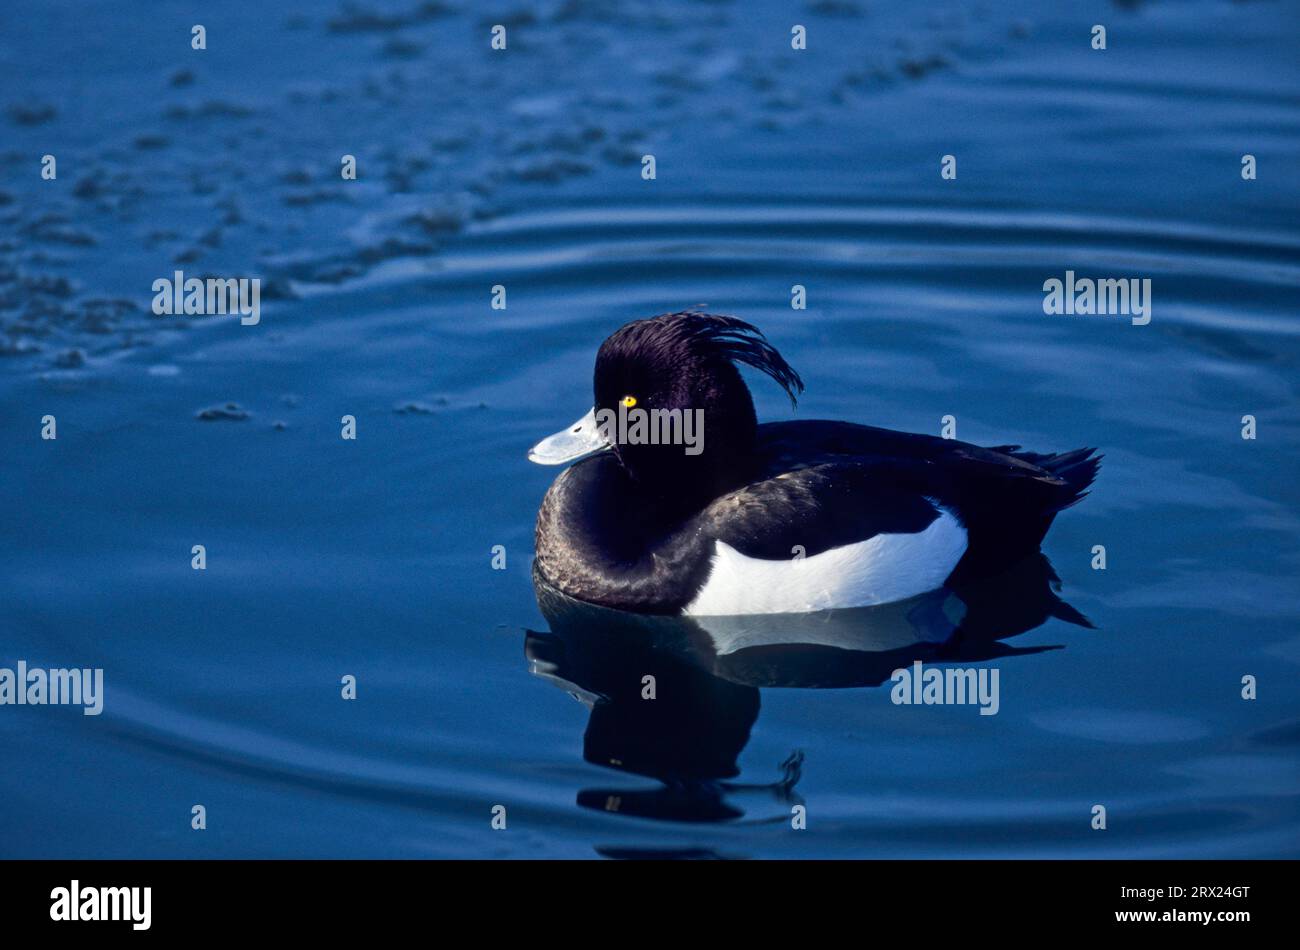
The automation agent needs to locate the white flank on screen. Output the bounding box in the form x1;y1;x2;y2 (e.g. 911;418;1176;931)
683;508;968;616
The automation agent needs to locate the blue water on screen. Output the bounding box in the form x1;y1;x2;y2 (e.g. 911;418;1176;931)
2;0;1298;858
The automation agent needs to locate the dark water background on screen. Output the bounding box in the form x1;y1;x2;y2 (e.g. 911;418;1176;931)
2;0;1298;857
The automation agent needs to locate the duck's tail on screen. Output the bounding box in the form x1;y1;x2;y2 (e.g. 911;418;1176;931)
993;445;1102;512
948;445;1101;584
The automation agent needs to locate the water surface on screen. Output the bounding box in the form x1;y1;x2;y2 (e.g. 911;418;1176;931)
1;0;1298;858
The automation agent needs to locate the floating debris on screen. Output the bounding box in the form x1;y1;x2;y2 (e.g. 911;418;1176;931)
7;101;56;125
327;1;453;34
394;399;446;415
53;348;85;369
196;402;251;421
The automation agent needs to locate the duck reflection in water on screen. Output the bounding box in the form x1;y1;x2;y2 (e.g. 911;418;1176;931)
523;553;1091;827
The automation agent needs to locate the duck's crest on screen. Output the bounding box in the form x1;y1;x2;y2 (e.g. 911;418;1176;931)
649;310;806;407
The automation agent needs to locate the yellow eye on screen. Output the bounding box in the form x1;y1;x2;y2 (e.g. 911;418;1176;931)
620;395;637;408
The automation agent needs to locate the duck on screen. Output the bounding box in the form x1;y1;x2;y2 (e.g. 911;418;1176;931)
528;310;1099;616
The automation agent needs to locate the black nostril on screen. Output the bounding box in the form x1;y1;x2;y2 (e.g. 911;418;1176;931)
573;427;581;433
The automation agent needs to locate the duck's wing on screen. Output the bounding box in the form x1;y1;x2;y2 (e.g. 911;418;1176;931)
698;459;945;560
685;460;969;615
753;420;1100;581
757;420;1071;485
